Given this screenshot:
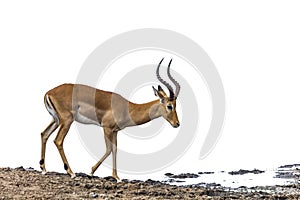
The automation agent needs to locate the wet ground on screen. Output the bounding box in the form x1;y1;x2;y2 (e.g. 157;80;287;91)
0;165;300;199
163;165;300;188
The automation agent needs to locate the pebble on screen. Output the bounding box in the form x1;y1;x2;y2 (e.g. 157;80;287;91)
89;192;99;198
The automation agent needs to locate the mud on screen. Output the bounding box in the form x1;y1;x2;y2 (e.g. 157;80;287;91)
0;166;300;199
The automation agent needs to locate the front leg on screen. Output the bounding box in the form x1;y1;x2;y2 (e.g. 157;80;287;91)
111;131;120;181
90;128;113;176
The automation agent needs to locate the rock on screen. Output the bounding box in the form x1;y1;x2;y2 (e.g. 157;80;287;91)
103;176;117;182
167;173;199;179
278;164;300;169
25;167;35;172
165;173;174;177
121;179;129;183
89;192;99;198
166;179;185;183
198;171;214;175
75;172;90;178
145;179;161;185
15;166;25;171
228;169;264;175
84;183;93;189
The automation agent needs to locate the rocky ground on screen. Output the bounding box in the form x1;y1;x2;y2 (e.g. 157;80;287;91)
0;166;300;199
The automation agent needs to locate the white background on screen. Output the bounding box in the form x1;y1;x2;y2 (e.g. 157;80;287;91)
1;1;300;180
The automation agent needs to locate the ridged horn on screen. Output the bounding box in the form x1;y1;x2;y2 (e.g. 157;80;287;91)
156;58;175;100
167;59;180;99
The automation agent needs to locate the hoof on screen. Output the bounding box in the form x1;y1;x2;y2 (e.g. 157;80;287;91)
112;174;120;182
116;178;122;183
42;171;47;175
70;174;76;179
88;173;93;179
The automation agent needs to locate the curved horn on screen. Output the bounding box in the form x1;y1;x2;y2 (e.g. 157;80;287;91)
156;58;175;100
167;59;181;98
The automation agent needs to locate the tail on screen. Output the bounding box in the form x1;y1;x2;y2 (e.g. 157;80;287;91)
44;94;60;124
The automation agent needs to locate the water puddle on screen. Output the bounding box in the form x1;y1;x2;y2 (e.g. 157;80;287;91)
161;164;300;189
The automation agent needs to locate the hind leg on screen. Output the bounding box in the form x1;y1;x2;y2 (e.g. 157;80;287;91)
53;115;75;178
40;120;59;174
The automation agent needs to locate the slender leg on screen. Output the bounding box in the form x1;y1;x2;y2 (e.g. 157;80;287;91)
40;120;59;174
53;118;75;178
90;127;113;176
111;132;120;180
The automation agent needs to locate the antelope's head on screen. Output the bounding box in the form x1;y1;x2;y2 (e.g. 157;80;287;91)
152;58;181;128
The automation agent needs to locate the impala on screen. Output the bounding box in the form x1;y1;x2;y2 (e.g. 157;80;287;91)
40;58;181;180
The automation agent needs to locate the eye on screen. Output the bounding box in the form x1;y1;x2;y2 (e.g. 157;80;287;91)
167;105;173;111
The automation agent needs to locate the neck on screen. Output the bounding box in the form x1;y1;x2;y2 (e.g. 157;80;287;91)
128;99;162;126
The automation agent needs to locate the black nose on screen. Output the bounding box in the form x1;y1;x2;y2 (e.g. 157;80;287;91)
174;122;180;128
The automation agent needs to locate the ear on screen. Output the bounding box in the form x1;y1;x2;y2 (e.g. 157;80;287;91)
152;86;166;103
157;85;168;98
158;85;163;91
152;86;159;97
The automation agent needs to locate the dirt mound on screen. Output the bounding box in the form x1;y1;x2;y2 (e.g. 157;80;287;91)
0;167;299;199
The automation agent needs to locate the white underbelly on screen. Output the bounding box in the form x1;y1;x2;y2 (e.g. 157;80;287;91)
74;105;101;126
75;112;101;125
